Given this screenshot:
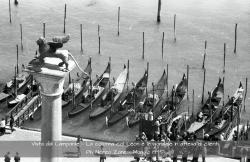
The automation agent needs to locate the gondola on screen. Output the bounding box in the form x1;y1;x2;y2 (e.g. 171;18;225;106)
107;69;148;126
158;74;188;123
187;78;224;134
89;64;128;119
127;70;167;127
68;61;111;117
62;58;92;108
206;82;244;137
0;71;32;104
167;111;189;135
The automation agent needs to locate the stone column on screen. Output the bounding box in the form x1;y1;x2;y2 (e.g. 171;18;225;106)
25;58;75;162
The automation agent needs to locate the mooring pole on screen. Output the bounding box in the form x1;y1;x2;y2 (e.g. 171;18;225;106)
187;65;189;101
202;40;207;69
80;24;83;52
98;36;101;54
43;23;45;38
234;23;237;54
142;32;145;59
166;64;169;98
162;32;164;59
146;63;149;98
192;90;194;116
20;24;23;50
174;14;176;42
63;3;67;33
98;24;100;37
223;43;226;73
223;77;225;106
16;44;19;74
244;78;248;112
127;59;130;91
157;0;161;23
201;68;206;104
118;6;120;36
9;0;12;23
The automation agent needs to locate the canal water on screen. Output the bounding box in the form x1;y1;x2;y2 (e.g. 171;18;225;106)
0;0;249;141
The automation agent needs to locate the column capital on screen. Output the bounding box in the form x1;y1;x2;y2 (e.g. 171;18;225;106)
24;58;75;96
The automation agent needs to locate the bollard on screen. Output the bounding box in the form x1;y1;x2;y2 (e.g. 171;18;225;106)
223;77;225;106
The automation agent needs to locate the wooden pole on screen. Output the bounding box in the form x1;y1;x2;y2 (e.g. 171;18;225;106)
14;66;17;96
202;40;207;69
43;23;45;38
152;82;155;112
157;0;161;23
20;24;23;50
63;4;67;33
234;23;237;54
162;32;164;59
98;24;100;37
146;62;149;97
98;36;100;54
90;77;93;110
244;78;248;112
192;89;194;116
167;64;168;98
187;65;189;101
174;14;176;42
223;43;226;73
9;0;12;23
80;24;83;52
201;68;206;104
16;44;19;74
223;77;225;106
142;32;145;59
117;6;120;36
127;59;129;91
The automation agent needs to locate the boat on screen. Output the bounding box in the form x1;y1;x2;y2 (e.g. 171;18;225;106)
206;82;244;137
0;71;32;104
187;78;224;134
67;61;111;117
127;70;167;127
62;58;92;108
107;69;148;126
89;64;128;119
7;94;26;108
167;111;189;135
158;74;188;123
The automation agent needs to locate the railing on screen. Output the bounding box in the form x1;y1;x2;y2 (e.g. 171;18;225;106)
14;95;42;127
6;91;34;118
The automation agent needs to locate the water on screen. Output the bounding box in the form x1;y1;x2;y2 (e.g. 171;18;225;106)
0;0;249;141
